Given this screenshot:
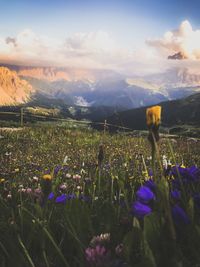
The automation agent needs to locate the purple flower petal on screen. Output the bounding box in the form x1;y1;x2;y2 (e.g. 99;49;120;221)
172;204;190;225
171;190;181;200
55;194;67;204
132;201;152;219
48;192;54;200
136;185;155;203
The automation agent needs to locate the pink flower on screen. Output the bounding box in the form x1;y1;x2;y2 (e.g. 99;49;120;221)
26;188;32;194
85;245;108;266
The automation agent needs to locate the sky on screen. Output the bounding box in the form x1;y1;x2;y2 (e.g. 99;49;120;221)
0;0;200;75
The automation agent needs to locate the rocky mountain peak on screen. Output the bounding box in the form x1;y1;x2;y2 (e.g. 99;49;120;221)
0;67;34;105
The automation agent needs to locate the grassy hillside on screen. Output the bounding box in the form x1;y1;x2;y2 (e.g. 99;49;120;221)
104;93;200;132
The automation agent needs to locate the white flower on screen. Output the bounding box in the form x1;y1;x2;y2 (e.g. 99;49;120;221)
32;176;39;182
7;193;12;199
63;156;68;164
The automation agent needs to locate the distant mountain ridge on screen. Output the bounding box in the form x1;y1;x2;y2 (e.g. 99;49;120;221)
0;63;200;111
103;93;200;130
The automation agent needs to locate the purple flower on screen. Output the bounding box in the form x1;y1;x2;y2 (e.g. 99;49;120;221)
43;169;51;175
136;185;155;203
171;165;200;183
132;201;152;219
144;179;156;191
149;169;153;177
172;204;190;225
55;194;67;204
79;195;91;202
66;193;76;200
54;165;62;176
48;192;54;200
171;190;181;201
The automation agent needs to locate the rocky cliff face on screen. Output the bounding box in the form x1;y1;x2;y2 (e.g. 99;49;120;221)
0;67;34;105
10;66;106;82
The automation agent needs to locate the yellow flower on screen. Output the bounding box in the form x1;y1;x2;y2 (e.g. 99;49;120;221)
43;174;52;181
142;170;149;179
0;178;5;183
180;164;186;168
15;168;20;172
146;106;162;127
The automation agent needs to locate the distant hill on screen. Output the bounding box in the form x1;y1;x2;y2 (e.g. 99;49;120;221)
0;93;115;123
102;93;200;130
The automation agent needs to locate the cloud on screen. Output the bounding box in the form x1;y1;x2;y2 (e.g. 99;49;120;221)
0;29;60;66
146;20;200;60
0;28;185;75
5;37;17;47
0;29;133;70
0;22;200;76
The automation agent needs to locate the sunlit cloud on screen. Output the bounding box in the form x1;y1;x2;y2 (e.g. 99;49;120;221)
146;20;200;60
0;29;133;69
0;21;200;76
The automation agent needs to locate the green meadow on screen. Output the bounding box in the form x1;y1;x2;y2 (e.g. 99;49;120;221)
0;125;200;267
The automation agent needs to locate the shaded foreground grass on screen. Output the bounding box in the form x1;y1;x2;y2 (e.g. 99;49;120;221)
0;126;200;267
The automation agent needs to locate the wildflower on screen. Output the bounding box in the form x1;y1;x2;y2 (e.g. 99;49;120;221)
115;244;123;256
32;176;39;182
26;188;32;194
66;193;76;200
7;193;12;199
43;169;51;175
171;190;181;201
163;155;168;169
131;201;152;219
60;183;67;190
48;192;54;200
171;165;200;187
34;188;42;195
63;155;68;164
66;173;71;179
55;194;67;204
54;165;62;176
172;204;190;225
73;174;81;181
146;105;162;127
43;174;52;181
90;233;110;247
146;105;162;146
85;245;108;265
144;179;156;191
0;178;5;183
14;168;20;172
142;170;149;179
136;185;155;203
79;194;91;202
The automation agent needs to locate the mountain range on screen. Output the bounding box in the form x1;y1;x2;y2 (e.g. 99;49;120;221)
0;63;200;130
0;64;200;110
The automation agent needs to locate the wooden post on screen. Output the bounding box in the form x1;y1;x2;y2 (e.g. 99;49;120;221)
103;120;107;135
20;108;24;127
